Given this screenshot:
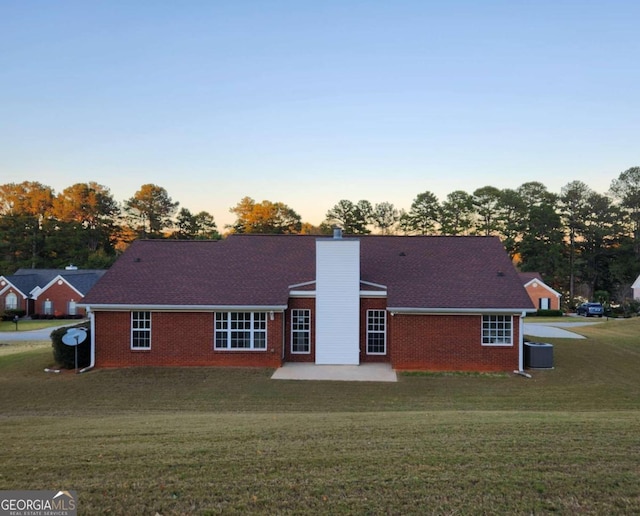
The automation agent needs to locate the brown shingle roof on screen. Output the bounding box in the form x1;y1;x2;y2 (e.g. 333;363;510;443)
83;235;534;310
519;272;544;284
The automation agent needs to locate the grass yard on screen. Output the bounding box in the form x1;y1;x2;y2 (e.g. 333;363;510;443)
1;319;639;514
0;318;83;332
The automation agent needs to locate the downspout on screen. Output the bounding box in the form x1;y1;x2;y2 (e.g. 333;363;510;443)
518;311;524;372
79;310;95;373
513;311;531;378
282;310;286;363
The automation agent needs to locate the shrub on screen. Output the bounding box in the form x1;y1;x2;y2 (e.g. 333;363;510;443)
609;300;640;318
1;309;26;321
51;321;91;369
531;309;564;317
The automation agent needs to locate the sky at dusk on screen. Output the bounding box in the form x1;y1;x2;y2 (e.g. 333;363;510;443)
2;1;639;228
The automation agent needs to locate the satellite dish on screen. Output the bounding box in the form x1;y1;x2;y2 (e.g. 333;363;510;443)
62;328;87;346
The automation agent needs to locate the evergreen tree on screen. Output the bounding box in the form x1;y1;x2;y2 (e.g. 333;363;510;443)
124;184;179;238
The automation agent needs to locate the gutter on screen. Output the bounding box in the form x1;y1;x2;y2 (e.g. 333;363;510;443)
79;303;288;312
387;307;537;315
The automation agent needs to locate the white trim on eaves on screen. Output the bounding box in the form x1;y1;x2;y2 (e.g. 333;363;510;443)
35;274;85;299
523;279;562;298
79;303;288;312
387;307;537;315
289;290;387;298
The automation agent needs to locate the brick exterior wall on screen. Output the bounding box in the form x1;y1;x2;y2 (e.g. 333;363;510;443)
283;298;316;363
37;281;87;316
360;298;389;363
94;311;283;368
283;297;390;364
92;305;520;372
524;282;560;310
389;314;520;371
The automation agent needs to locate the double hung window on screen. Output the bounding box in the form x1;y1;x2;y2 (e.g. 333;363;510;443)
366;310;386;354
131;311;151;349
291;309;311;354
215;312;267;350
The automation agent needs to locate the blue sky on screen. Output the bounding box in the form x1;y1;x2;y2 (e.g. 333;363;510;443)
2;1;638;228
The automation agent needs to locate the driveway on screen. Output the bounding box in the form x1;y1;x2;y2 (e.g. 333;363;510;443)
523;320;601;339
0;323;79;342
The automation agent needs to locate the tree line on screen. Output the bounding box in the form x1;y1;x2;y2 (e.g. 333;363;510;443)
1;166;639;306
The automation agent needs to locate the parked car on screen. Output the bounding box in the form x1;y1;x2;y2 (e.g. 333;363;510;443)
576;302;604;317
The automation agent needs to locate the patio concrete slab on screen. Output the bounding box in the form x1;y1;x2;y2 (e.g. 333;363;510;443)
271;363;397;382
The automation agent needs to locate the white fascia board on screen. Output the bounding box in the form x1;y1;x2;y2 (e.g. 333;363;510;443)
523;279;562;298
360;290;387;297
0;277;9;295
35;275;84;299
631;275;640;289
78;303;288;312
0;279;28;298
0;282;16;297
387;307;536;315
290;290;387;298
360;280;387;289
290;290;316;297
288;280;316;289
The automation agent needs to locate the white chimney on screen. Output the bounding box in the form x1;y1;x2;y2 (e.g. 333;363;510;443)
315;236;360;365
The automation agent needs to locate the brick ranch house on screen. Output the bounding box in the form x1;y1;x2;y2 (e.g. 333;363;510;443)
0;267;106;317
80;232;536;372
519;272;562;311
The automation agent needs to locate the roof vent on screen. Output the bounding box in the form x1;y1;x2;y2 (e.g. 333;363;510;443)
333;227;343;239
65;264;78;270
399;252;406;257
497;271;505;277
134;257;141;263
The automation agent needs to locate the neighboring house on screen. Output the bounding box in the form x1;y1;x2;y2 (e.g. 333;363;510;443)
81;233;535;372
519;272;562;311
632;274;640;301
0;267;106;317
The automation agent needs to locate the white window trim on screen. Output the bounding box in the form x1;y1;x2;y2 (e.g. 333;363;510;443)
131;311;152;350
366;309;387;355
481;314;513;347
291;309;311;354
214;312;268;351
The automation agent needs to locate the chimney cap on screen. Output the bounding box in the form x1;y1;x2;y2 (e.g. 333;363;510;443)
332;227;343;239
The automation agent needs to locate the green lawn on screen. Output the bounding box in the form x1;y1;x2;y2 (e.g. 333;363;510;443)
0;318;83;332
1;319;639;514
